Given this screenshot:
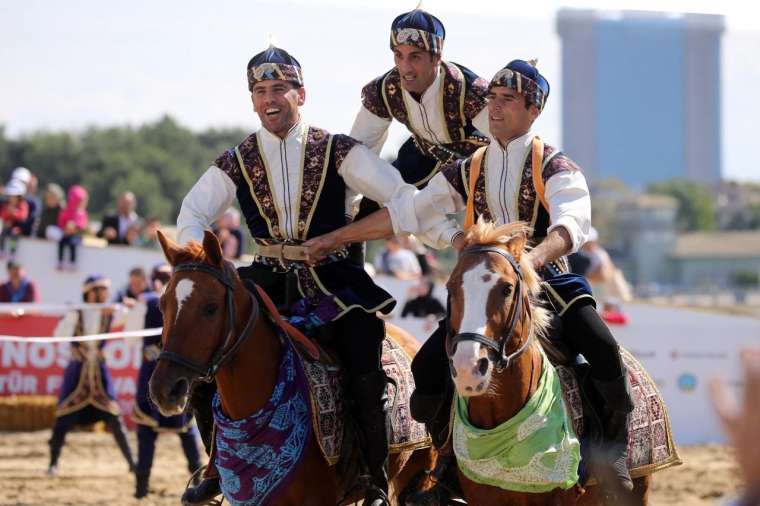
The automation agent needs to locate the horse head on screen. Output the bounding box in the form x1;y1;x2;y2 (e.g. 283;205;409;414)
445;219;548;398
149;230;258;416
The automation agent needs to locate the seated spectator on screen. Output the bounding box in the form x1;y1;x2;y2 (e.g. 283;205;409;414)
98;191;139;245
36;183;65;240
401;277;445;319
7;167;39;237
114;266;151;303
0;260;39;302
374;236;422;280
124;222;142;246
217;227;240;260
136;217;161;249
213;207;243;259
0;180;30;258
402;235;441;277
57;185;89;271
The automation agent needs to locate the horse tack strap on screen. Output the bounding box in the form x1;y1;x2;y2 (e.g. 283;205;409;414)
531;136;549;212
464;146;487;231
253;284;321;361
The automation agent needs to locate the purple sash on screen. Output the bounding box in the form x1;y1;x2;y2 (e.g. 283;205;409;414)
212;337;312;505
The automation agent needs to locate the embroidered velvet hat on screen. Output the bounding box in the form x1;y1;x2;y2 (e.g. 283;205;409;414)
247;45;304;91
390;7;445;55
489;59;550;111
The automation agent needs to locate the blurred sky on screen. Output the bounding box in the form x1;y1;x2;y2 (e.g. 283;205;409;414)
1;0;758;182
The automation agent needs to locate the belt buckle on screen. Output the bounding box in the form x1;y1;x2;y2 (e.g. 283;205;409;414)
277;243;287;270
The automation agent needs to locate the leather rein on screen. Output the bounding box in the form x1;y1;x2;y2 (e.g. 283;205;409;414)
157;261;260;383
447;245;534;372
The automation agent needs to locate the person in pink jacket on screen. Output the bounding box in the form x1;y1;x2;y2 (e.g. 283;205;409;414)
57;185;89;271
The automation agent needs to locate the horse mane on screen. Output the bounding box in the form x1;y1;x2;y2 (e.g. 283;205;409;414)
463;219;550;339
172;240;210;265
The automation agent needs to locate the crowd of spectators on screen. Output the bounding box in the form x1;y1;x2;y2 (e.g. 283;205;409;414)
0;167;246;268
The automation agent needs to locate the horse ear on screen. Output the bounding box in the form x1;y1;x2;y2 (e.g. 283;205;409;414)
202;230;224;267
157;229;181;266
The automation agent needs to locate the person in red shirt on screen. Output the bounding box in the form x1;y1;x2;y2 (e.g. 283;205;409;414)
0;260;39;303
0;181;30;259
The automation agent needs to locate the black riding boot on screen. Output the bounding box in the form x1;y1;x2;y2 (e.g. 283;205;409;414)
135;471;150;499
106;417;136;473
47;431;65;475
592;374;635;492
182;382;221;505
407;384;463;505
351;370;390;506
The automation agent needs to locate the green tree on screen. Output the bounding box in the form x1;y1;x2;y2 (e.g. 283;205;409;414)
647;179;716;231
2;116;247;223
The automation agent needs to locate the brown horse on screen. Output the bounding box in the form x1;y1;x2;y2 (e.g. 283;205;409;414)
444;220;658;506
148;230;433;506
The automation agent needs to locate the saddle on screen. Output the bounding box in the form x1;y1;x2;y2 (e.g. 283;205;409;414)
538;324;680;482
250;283;431;499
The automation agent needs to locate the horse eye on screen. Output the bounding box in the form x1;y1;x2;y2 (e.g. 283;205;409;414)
502;285;513;297
204;303;219;316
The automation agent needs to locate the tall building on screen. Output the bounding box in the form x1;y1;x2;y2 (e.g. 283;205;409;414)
557;9;724;189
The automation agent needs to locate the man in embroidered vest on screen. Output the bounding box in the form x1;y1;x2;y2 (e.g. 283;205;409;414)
176;45;420;506
133;264;201;499
351;7;489;213
305;60;635;497
48;275;136;477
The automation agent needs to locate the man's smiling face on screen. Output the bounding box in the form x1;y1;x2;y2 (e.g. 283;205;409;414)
251;80;305;137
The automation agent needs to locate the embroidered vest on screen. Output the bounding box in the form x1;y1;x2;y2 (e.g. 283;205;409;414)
361;62;489;162
214;127;359;242
443;142;581;242
70;310;112;361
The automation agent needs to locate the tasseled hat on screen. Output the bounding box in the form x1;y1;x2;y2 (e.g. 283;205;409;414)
489;59;550;111
82;274;111;294
390;3;445;55
246;45;304;91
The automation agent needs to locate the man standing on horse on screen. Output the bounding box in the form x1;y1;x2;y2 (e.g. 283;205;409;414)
350;6;490;218
305;59;636;497
175;45;421;506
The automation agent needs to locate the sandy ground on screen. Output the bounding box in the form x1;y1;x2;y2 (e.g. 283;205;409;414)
0;431;744;505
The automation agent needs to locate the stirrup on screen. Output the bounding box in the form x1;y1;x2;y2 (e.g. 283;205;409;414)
359;474;390;506
181;465;223;506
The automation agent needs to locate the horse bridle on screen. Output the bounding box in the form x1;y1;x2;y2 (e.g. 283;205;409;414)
446;245;534;372
157;261;260;383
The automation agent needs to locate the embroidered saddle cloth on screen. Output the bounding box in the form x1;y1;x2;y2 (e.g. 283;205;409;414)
251;283;430;465
555;347;681;479
454;350;581;493
451;347;681;492
299;335;431;465
213;338;312;506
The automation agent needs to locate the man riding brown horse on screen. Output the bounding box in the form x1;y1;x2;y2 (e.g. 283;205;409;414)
305;59;635;500
174;45;422;505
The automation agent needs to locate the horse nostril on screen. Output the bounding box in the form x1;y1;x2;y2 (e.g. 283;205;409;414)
477;358;489;376
169;377;189;401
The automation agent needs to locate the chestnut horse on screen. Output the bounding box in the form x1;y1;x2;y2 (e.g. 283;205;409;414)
445;220;653;506
149;230;433;506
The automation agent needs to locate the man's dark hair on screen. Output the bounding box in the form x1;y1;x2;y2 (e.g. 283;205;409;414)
129;266;146;278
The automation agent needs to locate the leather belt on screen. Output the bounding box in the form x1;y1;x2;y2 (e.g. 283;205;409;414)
256;243;310;262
